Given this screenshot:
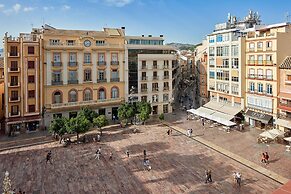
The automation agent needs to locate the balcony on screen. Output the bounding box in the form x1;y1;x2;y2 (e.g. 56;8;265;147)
9;96;20;102
68;80;79;84
45;42;83;50
68;62;78;67
51;81;63;85
9;112;20;117
247;60;273;66
163;87;169;91
83;79;92;83
279;102;291;112
141;76;148;81
141;88;148;93
8;67;20;72
110;61;119;66
164;75;169;79
83;61;92;66
285;80;291;85
97;79;107;83
152;88;159;92
247;74;273;80
153;76;159;80
8;52;19;57
247;104;273;113
52;61;62;67
110;78;120;82
97;61;106;66
9;82;20;87
217;65;229;69
47;98;125;109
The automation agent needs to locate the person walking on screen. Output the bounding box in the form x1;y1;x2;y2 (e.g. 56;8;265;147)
46;151;52;164
143;150;147;160
126;150;130;158
261;153;266;163
265;152;269;164
190;128;193;136
167;129;170;135
235;172;242;187
109;152;113;160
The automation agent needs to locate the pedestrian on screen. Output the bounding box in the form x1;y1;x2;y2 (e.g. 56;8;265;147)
207;170;212;183
109;152;113;160
265;152;269;164
190;128;193;136
144;150;147;160
96;152;100;160
126;150;130;158
235;172;242;187
97;134;101;142
261;153;266;163
167;129;170;135
98;147;101;154
205;170;209;183
46;151;52;164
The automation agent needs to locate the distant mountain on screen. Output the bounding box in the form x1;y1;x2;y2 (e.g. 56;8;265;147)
166;43;196;51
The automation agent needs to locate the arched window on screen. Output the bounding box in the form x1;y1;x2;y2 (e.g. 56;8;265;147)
84;88;92;101
69;90;77;102
111;87;118;99
98;88;106;100
53;91;62;104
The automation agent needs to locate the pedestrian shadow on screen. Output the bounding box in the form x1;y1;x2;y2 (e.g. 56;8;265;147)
241;178;258;186
268;158;280;164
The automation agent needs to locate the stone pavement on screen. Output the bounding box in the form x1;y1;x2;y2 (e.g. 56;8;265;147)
165;110;291;180
0;124;281;193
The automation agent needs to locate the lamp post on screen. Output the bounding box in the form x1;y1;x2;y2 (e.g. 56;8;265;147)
2;171;12;194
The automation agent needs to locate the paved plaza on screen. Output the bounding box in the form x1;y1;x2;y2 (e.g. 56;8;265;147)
0;123;282;194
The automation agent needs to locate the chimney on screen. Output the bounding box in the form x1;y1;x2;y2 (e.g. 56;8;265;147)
148;35;152;37
160;35;163;37
121;26;125;35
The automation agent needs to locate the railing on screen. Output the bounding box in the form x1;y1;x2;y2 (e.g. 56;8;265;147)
164;65;170;69
97;61;106;66
84;79;92;82
9;112;20;117
48;98;125;109
9;82;20;87
247;104;273;113
164;75;169;79
84;61;92;65
141;65;147;70
9;96;20;102
141;88;148;92
68;80;78;84
247;89;273;96
247;60;273;66
247;74;273;80
68;62;78;67
163;87;169;91
97;79;107;83
153;65;158;69
141;76;148;81
8;52;19;57
52;62;62;67
21;34;38;42
110;61;119;66
153;76;159;80
285;80;291;85
110;78;120;82
52;81;63;85
152;88;159;92
216;65;229;68
8;67;20;72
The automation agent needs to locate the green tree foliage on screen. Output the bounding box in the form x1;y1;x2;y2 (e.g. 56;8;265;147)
159;113;165;121
48;117;68;143
66;113;91;139
137;101;152;124
93;115;108;135
118;103;134;124
80;107;98;123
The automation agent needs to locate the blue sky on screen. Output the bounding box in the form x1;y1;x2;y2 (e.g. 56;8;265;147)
0;0;290;46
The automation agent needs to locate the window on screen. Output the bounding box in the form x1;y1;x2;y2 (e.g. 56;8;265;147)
28;90;35;98
84;69;92;81
152;94;158;102
11;76;18;85
231;45;239;57
10;61;18;71
53;53;61;62
209;71;215;79
266;41;272;49
249;43;255;49
231;76;239;82
11;91;18;100
28;61;35;69
111;53;118;62
11;105;19;115
111;69;118;79
98;71;105;80
69;53;77;62
257;55;263;64
69;71;77;81
98;88;106;100
96;40;105;46
84;89;92;101
231;58;239;69
163;94;169;102
163;104;168;113
266;55;272;62
69;90;77;102
141;84;147;90
249;68;255;78
216;70;229;81
209;47;215;56
53;113;62;118
142;61;146;69
84;53;91;64
52;72;61;82
250;82;255;92
216;46;229;56
209;59;215;67
216;35;223;42
164;82;169;90
69;112;78;119
50;39;60;45
222;59;229;68
209;36;215;43
287;75;291;81
257;42;263;49
28;46;34;55
266;69;273;80
98;53;105;61
141;96;147;102
53;91;62;103
28;75;35;83
258;83;263;93
10;46;18;56
66;40;75;45
266;84;272;95
257;69;263;79
164;71;169;79
28;105;35;113
111;87;118;98
152;83;158;91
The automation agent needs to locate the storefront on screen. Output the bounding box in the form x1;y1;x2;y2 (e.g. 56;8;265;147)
245;110;273;129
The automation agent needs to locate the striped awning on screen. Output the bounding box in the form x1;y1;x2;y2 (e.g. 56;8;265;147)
279;56;291;69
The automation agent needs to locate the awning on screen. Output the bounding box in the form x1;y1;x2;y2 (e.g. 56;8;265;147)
268;128;285;137
203;101;242;116
259;131;278;139
245;110;272;124
212;111;234;121
284;137;291;142
275;118;291;129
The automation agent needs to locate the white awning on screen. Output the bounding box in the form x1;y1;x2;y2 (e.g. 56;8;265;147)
284;137;291;142
259;131;278;139
204;101;242;116
268;128;285;137
275;118;291;129
212;111;234;121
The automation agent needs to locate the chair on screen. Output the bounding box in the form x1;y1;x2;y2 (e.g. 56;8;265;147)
286;145;291;152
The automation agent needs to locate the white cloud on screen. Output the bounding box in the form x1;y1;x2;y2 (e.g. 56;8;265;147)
43;6;54;11
23;7;35;12
62;5;71;10
0;4;4;9
103;0;134;7
13;3;21;13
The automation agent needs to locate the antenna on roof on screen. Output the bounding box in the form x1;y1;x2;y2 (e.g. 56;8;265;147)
285;12;290;23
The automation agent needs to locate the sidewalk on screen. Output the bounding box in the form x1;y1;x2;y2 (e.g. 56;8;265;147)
164;121;289;185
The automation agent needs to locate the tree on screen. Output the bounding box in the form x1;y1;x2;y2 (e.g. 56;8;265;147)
93;115;108;135
79;107;98;123
118;103;134;125
66;114;91;140
48;117;68;143
159;113;165;121
137;101;152;125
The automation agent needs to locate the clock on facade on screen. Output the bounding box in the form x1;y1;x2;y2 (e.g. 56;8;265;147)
84;40;91;47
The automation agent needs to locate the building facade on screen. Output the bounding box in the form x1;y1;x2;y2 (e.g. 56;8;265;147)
245;23;291;129
4;32;42;134
42;26;126;126
125;35;179;115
